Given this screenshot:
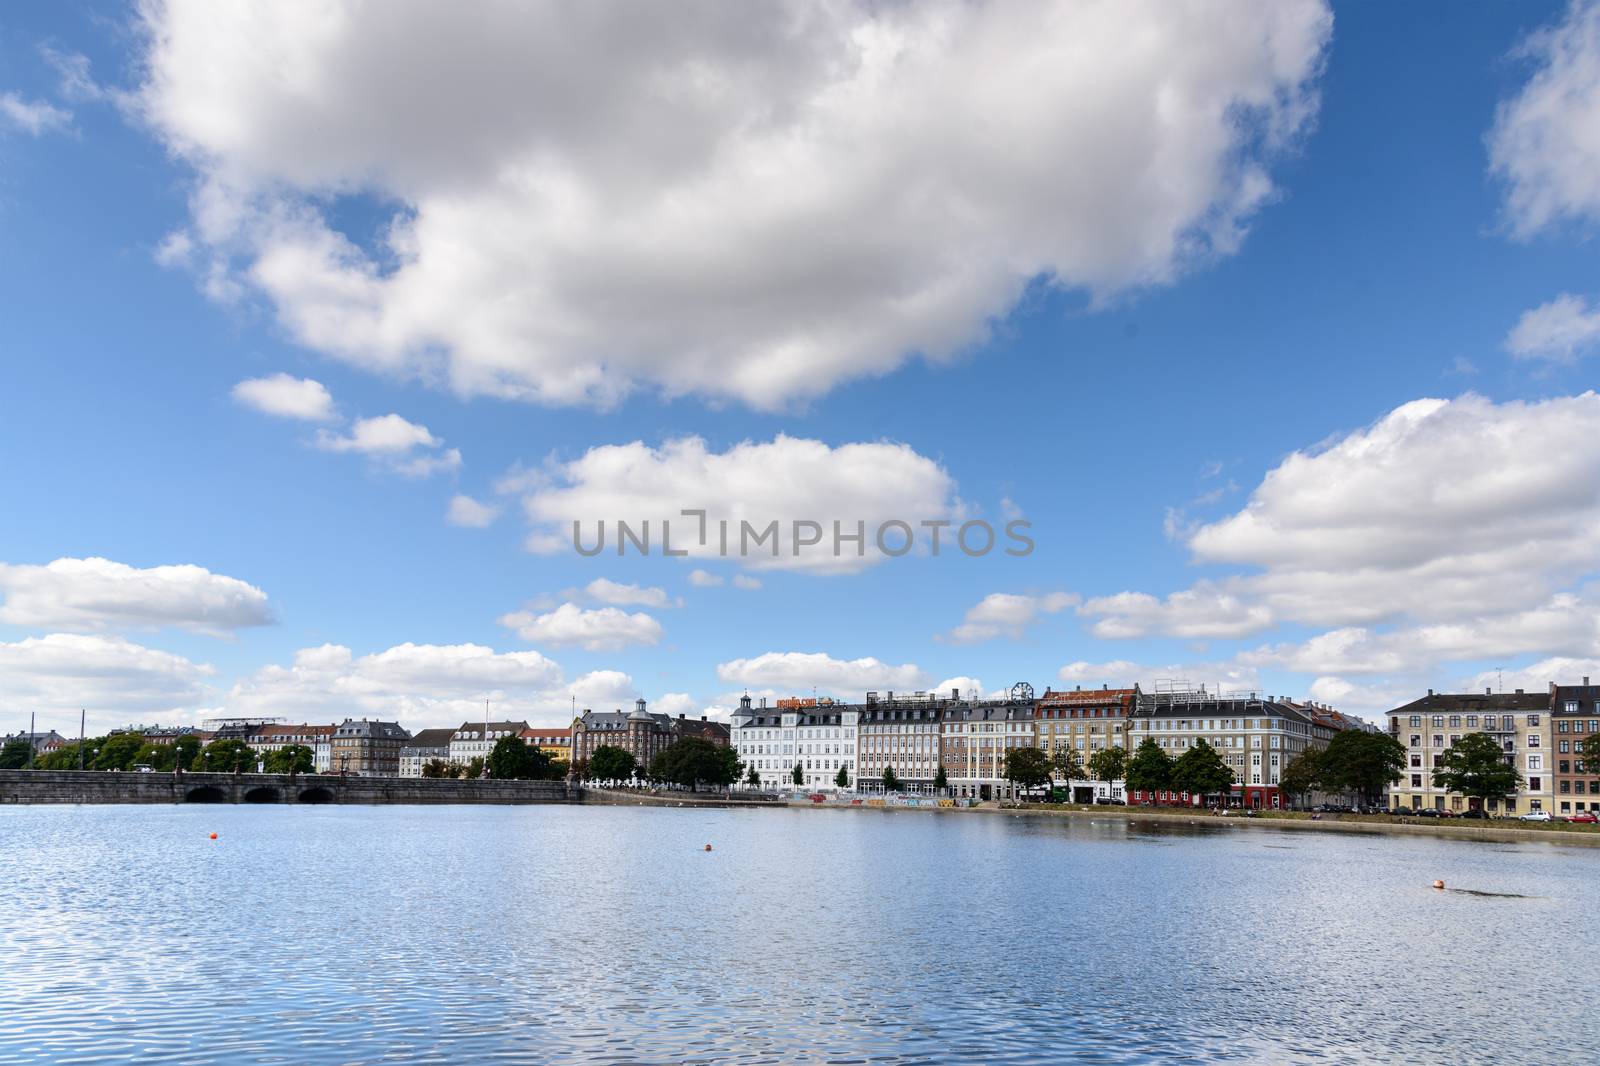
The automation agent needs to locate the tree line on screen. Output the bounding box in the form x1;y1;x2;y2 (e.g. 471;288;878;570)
0;733;316;774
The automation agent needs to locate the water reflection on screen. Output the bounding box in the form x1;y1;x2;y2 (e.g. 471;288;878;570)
0;805;1595;1064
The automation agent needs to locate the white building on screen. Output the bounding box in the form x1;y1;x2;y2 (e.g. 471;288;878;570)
729;694;858;791
399;728;456;777
448;720;531;767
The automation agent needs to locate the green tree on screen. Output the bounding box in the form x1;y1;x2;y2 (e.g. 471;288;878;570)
589;745;637;784
0;738;33;769
649;738;742;790
465;756;486;779
745;764;761;788
1050;744;1083;782
881;765;901;792
1171;739;1234;801
486;735;554;780
198;739;257;773
1003;746;1052;794
37;739;102;771
1124;738;1174;795
421;758;452;779
1319;730;1406;806
131;743;176;771
1432;732;1523;807
835;765;851;789
1087;746;1128;792
172;735;202;771
932;764;948;792
1278;747;1323;808
791;762;805;786
94;732;146;771
263;744;316;775
1581;733;1600;774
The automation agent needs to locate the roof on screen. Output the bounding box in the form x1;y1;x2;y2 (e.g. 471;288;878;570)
520;727;571;741
576;710;674;731
452;720;532;739
402;728;458;750
1552;682;1600;715
333;719;412;740
1133;692;1315;726
1037;686;1139;707
1385;690;1548;716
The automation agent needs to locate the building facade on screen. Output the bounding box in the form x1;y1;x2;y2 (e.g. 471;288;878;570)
329;719;411;776
1127;689;1325;809
399;728;457;777
939;699;1036;800
570;699;677;771
246;724;333;771
449;720;532;767
1549;679;1600;816
1034;685;1139;801
857;691;947;794
729;695;856;791
1386;690;1551;814
519;726;573;761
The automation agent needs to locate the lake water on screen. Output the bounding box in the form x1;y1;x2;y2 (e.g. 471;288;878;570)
1;805;1596;1065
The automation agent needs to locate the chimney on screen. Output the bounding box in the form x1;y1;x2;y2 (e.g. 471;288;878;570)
887;691;894;701
701;715;707;722
1486;687;1492;695
1516;688;1524;695
952;688;960;700
1428;688;1433;696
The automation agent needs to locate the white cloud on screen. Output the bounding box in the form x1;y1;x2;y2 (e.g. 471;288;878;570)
1462;657;1600;695
1079;584;1271;640
1242;595;1600;676
1506;292;1600;362
1095;394;1600;645
687;569;723;588
653;692;699;716
136;0;1330;410
584;578;676;608
498;602;662;651
316;413;461;477
0;91;70;135
446;494;499;528
518;434;960;573
226;640;617;729
318;413;438;453
39;47;108;104
731;574;763;591
1305;676;1417;717
1056;657;1261;696
941;591;1078;643
0;633;216;730
716;651;926;698
0;556;271;636
1489;0;1600;237
231;373;337;421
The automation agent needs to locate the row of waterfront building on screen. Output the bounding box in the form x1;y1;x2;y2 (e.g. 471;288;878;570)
725;682;1365;806
9;678;1596;815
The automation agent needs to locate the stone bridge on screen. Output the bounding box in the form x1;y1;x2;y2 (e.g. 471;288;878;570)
0;769;581;805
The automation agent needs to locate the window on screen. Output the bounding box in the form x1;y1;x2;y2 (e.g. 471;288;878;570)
1466;715;1478;727
1411;774;1422;788
1410;734;1421;748
1432;716;1443;728
1567;701;1579;714
1433;735;1444;748
1529;734;1541;748
1529;715;1540;727
1530;777;1542;791
1409;715;1421;728
1529;755;1543;771
1449;715;1461;728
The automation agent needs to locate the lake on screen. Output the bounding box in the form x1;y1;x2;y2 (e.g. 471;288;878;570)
0;805;1596;1065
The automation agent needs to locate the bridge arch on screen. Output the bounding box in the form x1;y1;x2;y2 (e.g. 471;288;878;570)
242;786;280;804
184;785;227;804
297;786;335;804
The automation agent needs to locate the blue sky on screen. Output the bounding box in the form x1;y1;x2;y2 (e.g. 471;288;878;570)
4;1;1600;733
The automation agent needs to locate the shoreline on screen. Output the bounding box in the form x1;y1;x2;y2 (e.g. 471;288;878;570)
779;796;1600;846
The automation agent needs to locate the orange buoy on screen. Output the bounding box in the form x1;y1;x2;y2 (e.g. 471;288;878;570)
209;832;218;840
1432;879;1445;890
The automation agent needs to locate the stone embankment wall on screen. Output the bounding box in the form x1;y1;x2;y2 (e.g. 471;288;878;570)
0;770;579;805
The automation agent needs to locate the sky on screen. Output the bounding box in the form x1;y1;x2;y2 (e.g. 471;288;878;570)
4;0;1600;735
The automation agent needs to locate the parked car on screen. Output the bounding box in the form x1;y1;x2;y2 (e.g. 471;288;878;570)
1458;808;1489;820
1563;811;1598;824
1518;810;1554;822
1415;807;1443;817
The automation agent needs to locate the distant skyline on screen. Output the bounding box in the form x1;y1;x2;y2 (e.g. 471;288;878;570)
6;1;1600;734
